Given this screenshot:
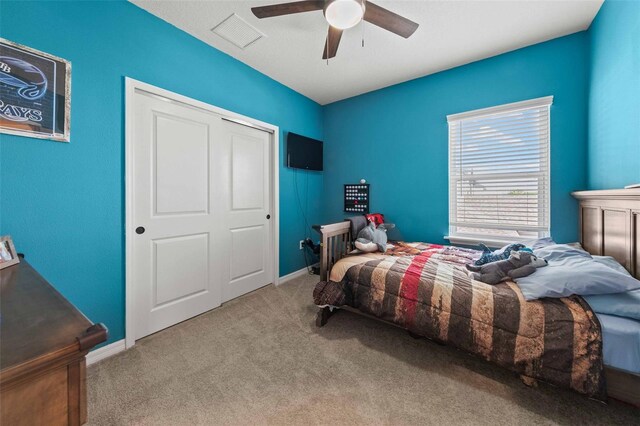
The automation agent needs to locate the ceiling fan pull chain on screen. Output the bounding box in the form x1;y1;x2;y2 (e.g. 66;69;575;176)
326;30;329;65
362;20;365;47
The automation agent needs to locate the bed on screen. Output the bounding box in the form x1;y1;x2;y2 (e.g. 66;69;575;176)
312;189;640;407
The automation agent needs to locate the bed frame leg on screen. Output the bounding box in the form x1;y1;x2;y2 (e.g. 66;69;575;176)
520;375;538;388
408;330;423;339
316;307;334;327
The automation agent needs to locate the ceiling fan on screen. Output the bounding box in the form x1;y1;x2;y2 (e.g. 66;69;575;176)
251;0;419;59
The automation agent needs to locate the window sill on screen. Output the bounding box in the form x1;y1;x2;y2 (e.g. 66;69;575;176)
444;235;519;249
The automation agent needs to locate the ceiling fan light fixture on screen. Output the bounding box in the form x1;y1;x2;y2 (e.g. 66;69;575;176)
324;0;365;30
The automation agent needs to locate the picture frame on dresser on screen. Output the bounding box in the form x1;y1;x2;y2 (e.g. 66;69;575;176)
0;236;19;270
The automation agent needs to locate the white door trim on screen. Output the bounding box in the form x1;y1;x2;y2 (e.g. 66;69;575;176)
124;77;280;349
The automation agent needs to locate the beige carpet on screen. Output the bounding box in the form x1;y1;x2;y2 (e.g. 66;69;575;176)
88;274;639;425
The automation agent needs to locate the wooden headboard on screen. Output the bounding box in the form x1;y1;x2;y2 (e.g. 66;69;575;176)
572;189;640;279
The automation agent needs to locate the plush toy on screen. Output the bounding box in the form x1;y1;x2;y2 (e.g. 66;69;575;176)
354;222;392;253
473;243;533;266
466;251;548;285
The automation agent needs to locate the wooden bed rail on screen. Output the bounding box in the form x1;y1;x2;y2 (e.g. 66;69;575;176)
318;221;352;281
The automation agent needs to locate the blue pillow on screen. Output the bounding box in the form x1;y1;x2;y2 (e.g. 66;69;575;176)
584;290;640;321
583;256;640;321
534;243;592;261
515;244;640;301
592;255;631;276
523;237;556;250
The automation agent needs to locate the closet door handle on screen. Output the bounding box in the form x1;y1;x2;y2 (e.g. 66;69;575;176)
136;226;146;235
266;214;271;220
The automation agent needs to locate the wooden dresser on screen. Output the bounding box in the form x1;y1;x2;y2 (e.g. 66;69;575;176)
0;257;107;425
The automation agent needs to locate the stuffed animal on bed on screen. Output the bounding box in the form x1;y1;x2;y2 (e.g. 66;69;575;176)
354;222;392;253
466;251;548;285
473;243;533;266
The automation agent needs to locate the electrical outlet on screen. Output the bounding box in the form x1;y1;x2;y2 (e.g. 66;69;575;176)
299;240;305;250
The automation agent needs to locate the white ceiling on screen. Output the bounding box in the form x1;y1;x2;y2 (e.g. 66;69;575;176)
131;0;603;105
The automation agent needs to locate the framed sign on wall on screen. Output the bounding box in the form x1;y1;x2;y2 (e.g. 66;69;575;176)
0;38;71;142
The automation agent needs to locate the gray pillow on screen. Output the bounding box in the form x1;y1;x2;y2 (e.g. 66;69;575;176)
515;244;640;301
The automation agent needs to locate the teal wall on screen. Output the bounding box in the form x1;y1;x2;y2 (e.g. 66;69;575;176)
323;33;590;245
0;1;323;345
588;0;640;189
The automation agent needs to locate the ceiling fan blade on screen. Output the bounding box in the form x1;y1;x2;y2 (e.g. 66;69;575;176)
251;1;324;18
363;2;419;38
322;26;343;59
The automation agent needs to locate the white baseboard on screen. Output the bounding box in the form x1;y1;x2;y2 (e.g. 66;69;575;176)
278;266;314;285
86;339;126;366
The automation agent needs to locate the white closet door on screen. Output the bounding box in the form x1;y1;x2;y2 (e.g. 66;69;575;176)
132;91;223;340
217;119;273;302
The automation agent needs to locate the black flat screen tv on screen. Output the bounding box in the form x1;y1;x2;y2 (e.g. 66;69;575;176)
287;132;323;171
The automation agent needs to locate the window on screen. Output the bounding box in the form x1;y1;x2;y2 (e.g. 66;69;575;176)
447;96;552;246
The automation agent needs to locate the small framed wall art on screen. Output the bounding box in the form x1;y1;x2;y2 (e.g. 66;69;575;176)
0;236;20;270
0;38;71;142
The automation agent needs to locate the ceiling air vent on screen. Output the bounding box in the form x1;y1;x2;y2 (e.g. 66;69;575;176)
211;13;265;49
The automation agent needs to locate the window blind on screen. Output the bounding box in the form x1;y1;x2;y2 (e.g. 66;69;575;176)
448;96;552;242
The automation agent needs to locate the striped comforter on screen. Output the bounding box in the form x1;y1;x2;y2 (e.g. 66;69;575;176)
313;243;606;400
